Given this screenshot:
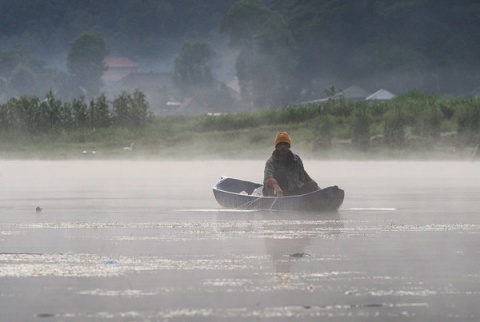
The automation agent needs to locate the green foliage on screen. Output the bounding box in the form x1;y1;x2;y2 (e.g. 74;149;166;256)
219;0;272;48
66;32;109;99
70;94;111;130
383;106;406;149
312;115;333;150
41;91;73;131
174;41;216;94
172;41;240;112
2;90;480;158
415;104;443;139
0;90;153;135
0;96;41;134
2;1;480;106
0;47;62;100
221;0;296;107
90;94;111;129
273;0;480;96
248;105;317;125
8;64;36;97
112;90;153;128
70;98;89;129
194;113;259;131
455;98;480;146
0;0;239;60
0;92;71;134
393;91;438;103
351;105;371;151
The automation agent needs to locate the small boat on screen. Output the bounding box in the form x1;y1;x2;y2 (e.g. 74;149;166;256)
213;177;344;212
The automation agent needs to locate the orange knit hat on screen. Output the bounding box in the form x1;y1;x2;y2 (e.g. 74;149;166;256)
274;132;291;147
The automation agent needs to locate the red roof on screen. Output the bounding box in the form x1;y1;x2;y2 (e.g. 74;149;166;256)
103;57;139;82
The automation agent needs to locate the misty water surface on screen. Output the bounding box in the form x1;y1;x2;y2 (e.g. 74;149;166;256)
1;160;479;321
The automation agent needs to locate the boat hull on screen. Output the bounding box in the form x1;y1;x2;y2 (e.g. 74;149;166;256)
213;177;344;212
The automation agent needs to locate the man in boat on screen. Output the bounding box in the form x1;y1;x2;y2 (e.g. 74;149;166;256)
263;132;320;197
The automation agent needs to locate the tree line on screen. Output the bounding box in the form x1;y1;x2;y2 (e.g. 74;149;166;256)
0;91;152;135
193;92;480;153
1;90;479;154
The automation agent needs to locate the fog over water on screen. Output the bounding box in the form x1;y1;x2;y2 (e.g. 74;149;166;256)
1;160;479;321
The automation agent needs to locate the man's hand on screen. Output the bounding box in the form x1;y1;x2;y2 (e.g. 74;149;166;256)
272;183;283;197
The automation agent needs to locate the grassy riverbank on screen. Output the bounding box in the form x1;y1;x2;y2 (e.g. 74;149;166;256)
0;121;474;161
0;91;479;160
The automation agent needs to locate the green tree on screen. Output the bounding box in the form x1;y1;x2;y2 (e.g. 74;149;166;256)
70;94;111;130
89;93;111;129
313;114;333;150
220;0;296;107
8;64;36;97
0;47;54;99
0;48;27;79
272;0;480;96
71;98;89;129
40;91;72;131
351;105;371;151
112;90;152;128
173;40;216;95
456;99;480;147
66;32;109;99
219;0;272;49
383;106;406;149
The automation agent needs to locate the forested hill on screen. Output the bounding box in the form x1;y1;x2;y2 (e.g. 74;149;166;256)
271;0;480;97
0;0;238;62
1;0;480;105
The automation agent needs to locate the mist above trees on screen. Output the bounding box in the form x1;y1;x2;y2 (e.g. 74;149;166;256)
220;0;296;107
271;0;480;98
0;0;479;108
66;32;109;100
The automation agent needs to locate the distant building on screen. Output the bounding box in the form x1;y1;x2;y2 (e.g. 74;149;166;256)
121;72;175;93
101;57;242;114
102;57;139;84
366;89;396;101
298;85;371;104
337;85;371;101
104;71;181;114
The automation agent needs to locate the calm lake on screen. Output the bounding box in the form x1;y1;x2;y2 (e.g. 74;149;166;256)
1;160;479;321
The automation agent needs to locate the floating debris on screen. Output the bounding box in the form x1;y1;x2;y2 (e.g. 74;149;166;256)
289;253;311;258
35;207;42;213
36;313;56;318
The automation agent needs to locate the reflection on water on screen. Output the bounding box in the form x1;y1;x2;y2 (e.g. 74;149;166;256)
1;161;480;321
215;210;345;285
262;214;344;284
